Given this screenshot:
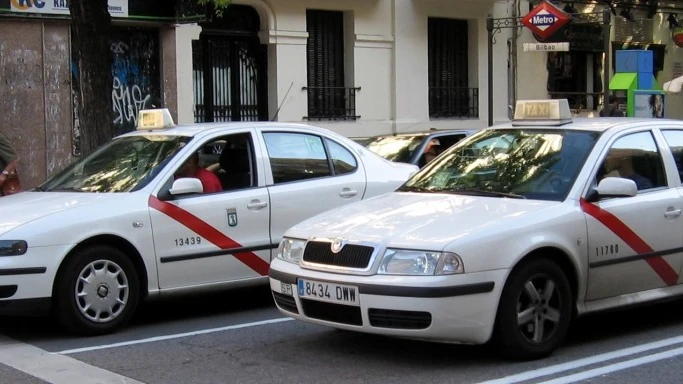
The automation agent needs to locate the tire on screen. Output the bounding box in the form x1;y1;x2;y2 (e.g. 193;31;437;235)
55;245;140;336
493;258;573;361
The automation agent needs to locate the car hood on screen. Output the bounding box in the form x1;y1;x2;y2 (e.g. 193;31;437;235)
0;192;112;236
288;192;560;249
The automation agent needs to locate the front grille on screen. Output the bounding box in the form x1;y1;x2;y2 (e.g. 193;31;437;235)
272;291;298;314
303;241;374;269
368;308;432;329
301;299;362;326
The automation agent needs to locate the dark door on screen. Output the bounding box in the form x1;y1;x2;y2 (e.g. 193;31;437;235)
193;5;267;122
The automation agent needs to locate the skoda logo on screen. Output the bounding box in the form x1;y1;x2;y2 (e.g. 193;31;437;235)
331;238;345;253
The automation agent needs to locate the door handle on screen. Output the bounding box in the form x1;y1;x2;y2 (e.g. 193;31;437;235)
664;209;682;218
339;188;358;198
247;200;268;210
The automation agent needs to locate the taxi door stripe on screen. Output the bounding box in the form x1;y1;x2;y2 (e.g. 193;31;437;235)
149;196;270;276
580;198;678;286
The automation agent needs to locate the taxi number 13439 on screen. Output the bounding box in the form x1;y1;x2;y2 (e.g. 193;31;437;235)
297;278;359;306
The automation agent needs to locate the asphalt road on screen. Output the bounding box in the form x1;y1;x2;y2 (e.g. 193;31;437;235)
2;285;683;384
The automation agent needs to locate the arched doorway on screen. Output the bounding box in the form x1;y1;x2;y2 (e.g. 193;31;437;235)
193;5;268;122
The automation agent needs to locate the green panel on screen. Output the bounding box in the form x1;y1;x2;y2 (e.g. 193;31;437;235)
609;73;637;90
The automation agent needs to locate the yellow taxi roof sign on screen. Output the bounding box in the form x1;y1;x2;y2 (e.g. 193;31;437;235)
512;99;572;126
137;108;175;130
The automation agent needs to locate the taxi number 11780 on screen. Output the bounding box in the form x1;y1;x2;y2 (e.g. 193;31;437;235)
297;278;360;306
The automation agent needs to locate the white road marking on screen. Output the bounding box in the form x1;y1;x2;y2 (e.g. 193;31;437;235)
476;334;683;384
0;335;145;384
538;345;683;384
57;317;294;355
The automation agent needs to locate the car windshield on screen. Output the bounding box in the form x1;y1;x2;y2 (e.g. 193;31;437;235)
398;128;600;201
364;134;427;163
39;135;190;193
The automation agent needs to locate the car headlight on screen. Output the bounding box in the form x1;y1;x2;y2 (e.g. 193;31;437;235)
0;240;28;256
378;249;463;275
277;238;306;264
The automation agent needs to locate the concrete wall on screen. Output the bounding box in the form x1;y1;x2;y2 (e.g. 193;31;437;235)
0;20;73;189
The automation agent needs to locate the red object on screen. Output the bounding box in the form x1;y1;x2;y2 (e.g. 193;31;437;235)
194;168;223;193
521;0;571;40
673;28;683;47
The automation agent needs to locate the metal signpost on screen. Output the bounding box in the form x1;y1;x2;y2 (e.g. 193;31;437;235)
486;1;612;126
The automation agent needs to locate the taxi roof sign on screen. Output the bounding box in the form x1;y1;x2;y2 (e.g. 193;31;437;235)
137;108;175;130
513;99;572;126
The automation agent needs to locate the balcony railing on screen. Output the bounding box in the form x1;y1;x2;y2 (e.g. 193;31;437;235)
304;86;360;121
429;87;479;118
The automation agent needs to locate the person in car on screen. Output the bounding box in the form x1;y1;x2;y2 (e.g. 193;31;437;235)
176;152;223;193
601;149;654;190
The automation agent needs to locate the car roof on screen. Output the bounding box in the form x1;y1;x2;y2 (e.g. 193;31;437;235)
119;121;336;139
491;117;683;133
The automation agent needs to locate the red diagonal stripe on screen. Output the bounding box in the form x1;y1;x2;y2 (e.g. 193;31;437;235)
580;198;678;286
149;196;270;276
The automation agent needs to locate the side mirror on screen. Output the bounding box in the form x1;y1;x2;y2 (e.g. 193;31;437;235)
169;178;204;196
587;177;637;202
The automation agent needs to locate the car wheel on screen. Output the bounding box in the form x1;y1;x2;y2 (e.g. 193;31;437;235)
55;245;140;335
493;258;573;360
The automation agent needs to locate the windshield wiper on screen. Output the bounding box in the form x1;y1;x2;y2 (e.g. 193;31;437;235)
48;187;87;192
445;189;526;199
397;185;435;193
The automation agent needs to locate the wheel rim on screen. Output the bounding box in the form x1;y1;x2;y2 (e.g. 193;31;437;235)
515;273;563;345
74;259;130;323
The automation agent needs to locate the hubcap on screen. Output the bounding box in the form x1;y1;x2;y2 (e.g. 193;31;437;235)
75;259;129;323
516;274;562;344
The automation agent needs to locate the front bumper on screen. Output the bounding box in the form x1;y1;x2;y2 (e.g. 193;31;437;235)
0;244;70;316
268;259;508;345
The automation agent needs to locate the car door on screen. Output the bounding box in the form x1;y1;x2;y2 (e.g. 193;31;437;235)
149;130;273;290
259;130;366;244
584;130;683;301
659;128;683;283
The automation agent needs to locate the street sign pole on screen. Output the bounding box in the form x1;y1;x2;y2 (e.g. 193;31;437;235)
603;8;612;113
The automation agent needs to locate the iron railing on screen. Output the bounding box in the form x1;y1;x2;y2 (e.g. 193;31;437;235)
429;87;479;118
304;86;360;121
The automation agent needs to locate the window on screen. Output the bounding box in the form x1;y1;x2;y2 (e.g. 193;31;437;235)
264;132;331;183
306;10;358;120
661;130;683;184
428;18;476;118
597;132;666;191
326;138;357;175
197;133;255;191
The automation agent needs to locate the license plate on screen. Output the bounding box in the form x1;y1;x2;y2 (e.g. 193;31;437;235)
297;278;359;306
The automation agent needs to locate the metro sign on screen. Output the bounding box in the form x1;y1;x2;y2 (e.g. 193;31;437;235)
521;1;571;40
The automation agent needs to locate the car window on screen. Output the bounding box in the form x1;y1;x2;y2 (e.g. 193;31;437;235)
400;129;600;201
199;133;254;192
364;134;426;163
436;133;468;150
40;135;190;193
325;138;357;175
263;132;331;184
597;131;666;191
661;130;683;184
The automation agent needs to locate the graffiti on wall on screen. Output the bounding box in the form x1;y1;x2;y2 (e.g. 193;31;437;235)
71;27;160;155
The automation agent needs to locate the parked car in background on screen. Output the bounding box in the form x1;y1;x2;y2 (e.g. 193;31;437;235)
360;129;477;167
0;108;418;335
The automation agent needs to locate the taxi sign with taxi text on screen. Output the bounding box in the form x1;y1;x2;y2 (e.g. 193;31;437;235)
521;1;571;40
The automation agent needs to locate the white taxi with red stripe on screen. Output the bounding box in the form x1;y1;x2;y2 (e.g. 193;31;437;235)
0;108;417;335
269;99;683;360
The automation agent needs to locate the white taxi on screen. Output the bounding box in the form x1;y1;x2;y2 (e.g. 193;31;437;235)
269;99;683;360
0;109;417;335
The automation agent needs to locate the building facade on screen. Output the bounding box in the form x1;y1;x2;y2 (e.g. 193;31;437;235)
11;1;683;188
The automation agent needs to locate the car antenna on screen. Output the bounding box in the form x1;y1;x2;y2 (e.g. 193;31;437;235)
270;81;294;121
